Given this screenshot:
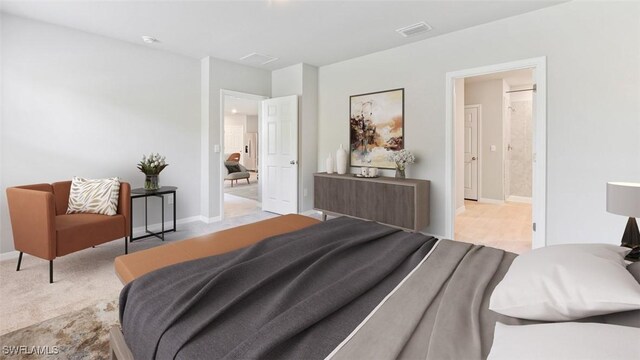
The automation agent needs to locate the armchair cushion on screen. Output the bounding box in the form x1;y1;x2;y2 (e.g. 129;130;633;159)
67;177;121;216
56;213;126;256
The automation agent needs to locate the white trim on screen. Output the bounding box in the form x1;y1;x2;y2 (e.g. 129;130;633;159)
0;250;20;262
507;195;532;204
200;215;222;224
445;57;547;249
478;197;505;205
455;206;466;216
325;239;442;360
219;90;268;223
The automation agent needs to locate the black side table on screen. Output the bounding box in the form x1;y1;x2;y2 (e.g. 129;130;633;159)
130;186;177;242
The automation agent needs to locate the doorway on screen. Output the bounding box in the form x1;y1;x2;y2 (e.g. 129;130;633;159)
221;91;264;219
445;57;547;252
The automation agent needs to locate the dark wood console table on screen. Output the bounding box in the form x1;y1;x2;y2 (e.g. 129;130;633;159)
313;173;429;232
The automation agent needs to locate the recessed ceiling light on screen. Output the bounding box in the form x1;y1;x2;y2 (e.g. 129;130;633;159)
231;109;238;114
141;36;159;44
396;22;433;38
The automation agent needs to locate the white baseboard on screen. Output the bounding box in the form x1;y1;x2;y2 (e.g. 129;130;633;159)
199;215;222;224
0;250;20;262
478;198;505;205
506;195;532;204
455;206;466;215
132;215;203;234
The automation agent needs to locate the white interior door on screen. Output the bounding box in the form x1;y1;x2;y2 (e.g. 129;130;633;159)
464;106;479;200
261;95;298;214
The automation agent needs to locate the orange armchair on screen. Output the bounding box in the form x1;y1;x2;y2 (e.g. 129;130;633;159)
6;181;131;283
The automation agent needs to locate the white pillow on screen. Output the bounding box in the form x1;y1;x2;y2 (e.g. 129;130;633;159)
488;322;640;360
67;177;121;216
489;244;640;321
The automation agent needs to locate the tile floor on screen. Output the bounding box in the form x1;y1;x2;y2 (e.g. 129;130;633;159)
455;200;532;254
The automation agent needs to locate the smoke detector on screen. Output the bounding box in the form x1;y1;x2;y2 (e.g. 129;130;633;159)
396;22;433;38
141;36;159;44
239;52;279;65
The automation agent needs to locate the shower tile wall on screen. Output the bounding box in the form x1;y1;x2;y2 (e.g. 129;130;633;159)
509;100;532;197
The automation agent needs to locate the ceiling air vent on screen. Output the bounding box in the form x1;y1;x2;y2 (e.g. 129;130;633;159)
239;52;279;65
396;22;433;38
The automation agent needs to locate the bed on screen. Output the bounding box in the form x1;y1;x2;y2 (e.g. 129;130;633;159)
111;215;640;360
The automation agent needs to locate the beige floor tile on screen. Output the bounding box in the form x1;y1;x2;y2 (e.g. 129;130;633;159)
455;200;532;254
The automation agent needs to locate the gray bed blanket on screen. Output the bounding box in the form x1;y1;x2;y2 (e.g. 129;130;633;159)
119;217;437;360
328;239;536;360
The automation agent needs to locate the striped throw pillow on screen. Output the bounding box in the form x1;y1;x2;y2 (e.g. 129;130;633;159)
66;177;121;216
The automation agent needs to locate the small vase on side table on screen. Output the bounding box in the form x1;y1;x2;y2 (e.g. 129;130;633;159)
144;174;160;190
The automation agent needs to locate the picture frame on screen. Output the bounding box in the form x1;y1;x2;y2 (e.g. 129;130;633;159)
349;88;404;169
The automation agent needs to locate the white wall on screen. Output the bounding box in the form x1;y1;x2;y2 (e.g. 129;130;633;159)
272;64;302;97
271;63;318;212
1;14;201;253
246;115;258;133
200;57;271;221
300;64;319;212
318;1;640;244
465;79;505;201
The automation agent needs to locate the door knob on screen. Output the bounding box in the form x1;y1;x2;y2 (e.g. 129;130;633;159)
472;157;477;160
290;160;297;165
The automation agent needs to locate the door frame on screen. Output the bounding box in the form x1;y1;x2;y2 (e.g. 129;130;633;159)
445;57;547;249
219;89;268;220
463;104;482;201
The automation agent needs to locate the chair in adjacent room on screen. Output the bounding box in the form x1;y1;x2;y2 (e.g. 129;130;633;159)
224;161;251;187
227;153;241;162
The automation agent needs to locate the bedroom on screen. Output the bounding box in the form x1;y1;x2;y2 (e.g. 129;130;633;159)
1;1;639;359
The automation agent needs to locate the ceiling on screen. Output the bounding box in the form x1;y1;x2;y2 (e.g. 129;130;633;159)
0;1;565;70
224;96;260;116
465;68;534;87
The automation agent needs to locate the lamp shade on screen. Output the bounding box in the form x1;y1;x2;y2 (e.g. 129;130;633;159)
607;182;640;218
